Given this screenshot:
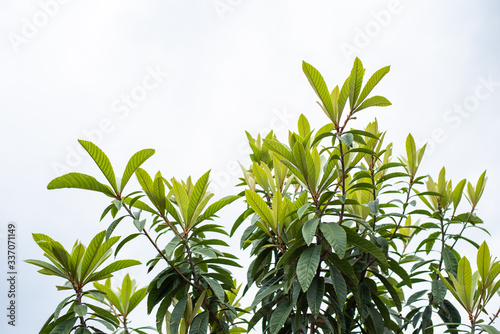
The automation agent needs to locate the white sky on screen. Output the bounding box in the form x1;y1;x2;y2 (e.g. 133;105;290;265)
1;0;500;332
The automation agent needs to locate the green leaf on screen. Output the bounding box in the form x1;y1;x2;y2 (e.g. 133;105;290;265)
297;203;311;219
80;231;114;280
123;197;158;215
114;233;140;257
86;303;120;327
355;96;391;112
348;57;364;110
170;296;188;334
78;139;118;193
198;195;240;223
297;245;322;291
320;223;346;258
269;300;293;334
204;277;225;302
477;241;490;282
406;290;427;306
263;139;294;163
343;227;388;267
47;173;115;197
188;171;210;223
339;133;354;147
298;114;311;137
302;218;319;246
106;216;127;241
53;296;74;319
307;277;325;316
249;277;283;310
437;299;461;330
478;325;500;334
356;66;390;108
371;272;402;312
432;279;447;304
25;259;66;278
457;256;473;308
189;311;209;334
442;247;459;278
338;76;350;113
302;61;335;120
405;134;417;176
245;190;274;228
452;179;466;211
121;149;155;192
86;259;141;283
133;219;146;232
330;265;347;306
50;317;78;334
368;199;379;215
73;304;87;317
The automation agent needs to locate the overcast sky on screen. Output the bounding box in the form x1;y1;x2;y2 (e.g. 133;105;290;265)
1;0;500;333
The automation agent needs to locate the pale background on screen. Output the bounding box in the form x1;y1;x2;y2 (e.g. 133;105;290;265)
1;0;500;333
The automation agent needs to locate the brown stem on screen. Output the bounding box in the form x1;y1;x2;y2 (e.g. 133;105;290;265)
75;288;87;329
449;209;475;250
184;239;200;286
122;203;226;332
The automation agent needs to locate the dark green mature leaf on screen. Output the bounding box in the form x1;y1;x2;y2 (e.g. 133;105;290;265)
105;216;127;241
248;300;279;331
250;276;283;310
431;279;447;304
421;305;432;332
330;265;347;306
302;218;319;246
320;223;346;258
343;227;389;267
189;311;209;334
114;233;141;257
406;290;427;306
269;301;293;334
121;148;155;193
371;272;402;312
297;245;322;291
442;247;458;278
170;296;188;334
78;140;118;193
204;277;225;302
73;305;87;317
302;61;335;120
388;258;412;288
47;173;115;197
50;316;78;334
87;303;120;327
307;277;325;316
